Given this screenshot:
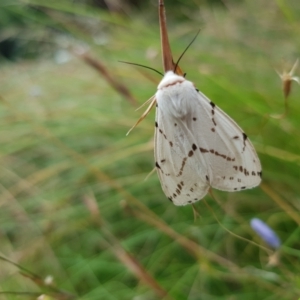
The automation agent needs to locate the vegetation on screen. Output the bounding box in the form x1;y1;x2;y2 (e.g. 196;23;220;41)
1;0;300;299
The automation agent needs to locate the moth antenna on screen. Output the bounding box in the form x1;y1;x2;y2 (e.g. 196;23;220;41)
173;30;201;73
119;61;163;76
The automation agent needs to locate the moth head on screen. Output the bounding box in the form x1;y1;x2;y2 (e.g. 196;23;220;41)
158;71;185;90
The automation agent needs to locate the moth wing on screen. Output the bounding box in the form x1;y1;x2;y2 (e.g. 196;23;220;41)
191;90;262;191
154;105;210;206
154;85;261;206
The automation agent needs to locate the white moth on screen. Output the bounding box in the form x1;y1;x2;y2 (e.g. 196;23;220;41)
154;71;261;205
127;0;261;206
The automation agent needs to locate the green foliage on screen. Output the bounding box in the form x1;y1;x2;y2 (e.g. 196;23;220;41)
1;0;300;299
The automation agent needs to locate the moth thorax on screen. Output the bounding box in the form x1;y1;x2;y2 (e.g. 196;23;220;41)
156;79;197;119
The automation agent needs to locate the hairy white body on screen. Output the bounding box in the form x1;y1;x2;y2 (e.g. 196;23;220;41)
154;71;261;206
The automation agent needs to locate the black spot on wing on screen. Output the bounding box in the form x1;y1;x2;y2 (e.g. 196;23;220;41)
200;147;209;153
199;147;235;161
242;133;247;152
209;102;217;127
177;183;182;190
176;157;187;177
157;123;174;147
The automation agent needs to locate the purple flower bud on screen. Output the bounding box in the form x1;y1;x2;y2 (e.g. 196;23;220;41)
250;218;281;249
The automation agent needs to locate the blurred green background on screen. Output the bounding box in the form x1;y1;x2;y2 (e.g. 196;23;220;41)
1;0;300;299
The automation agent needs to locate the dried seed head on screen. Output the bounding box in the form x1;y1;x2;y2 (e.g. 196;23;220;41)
277;59;299;99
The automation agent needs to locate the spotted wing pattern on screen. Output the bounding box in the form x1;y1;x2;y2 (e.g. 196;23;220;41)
154;74;261;206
